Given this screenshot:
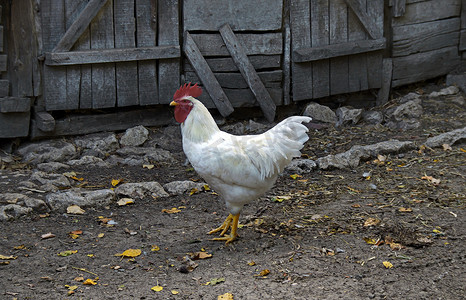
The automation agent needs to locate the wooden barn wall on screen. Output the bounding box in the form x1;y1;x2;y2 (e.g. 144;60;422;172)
41;0;180;112
391;0;462;87
182;0;284;109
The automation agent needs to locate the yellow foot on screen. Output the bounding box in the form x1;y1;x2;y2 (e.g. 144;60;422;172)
208;213;240;245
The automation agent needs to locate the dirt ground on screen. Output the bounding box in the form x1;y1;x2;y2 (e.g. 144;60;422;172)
1;81;465;299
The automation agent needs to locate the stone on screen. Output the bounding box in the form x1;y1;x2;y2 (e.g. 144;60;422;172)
446;74;466;94
246;120;269;133
428;85;460;98
399;92;420;104
284;159;317;174
0;204;32;221
16;140;77;165
362;111;384;125
317;139;415;170
46;189;115;211
67;156;109;168
335;107;363;127
74;132;120;158
163;180;207;195
385;99;423;130
36;162;70;173
303;102;337;123
424;126;466;148
22;198;50;213
120;125;149;147
29;171;71;192
221;122;245;135
115;147;175;163
115;182;169;199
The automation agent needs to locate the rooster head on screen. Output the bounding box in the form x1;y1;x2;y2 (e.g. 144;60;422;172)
170;83;203;123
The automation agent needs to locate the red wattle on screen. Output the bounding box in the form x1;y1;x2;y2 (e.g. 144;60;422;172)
174;104;192;123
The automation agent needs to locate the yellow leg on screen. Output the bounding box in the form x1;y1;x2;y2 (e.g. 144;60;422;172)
208;213;240;244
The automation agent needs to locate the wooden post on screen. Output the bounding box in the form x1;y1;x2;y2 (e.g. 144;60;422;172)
219;24;276;122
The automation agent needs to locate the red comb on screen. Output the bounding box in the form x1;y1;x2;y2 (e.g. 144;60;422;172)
173;82;202;101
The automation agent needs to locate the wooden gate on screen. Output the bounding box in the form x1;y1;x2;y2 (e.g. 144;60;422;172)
290;0;385;101
41;0;180;111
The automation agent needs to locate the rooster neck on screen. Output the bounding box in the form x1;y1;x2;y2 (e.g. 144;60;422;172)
180;98;220;143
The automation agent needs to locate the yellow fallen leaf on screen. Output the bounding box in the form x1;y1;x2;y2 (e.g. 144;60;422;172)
363;237;378;245
41;232;56;239
272;196;290;203
399;207;412;212
442;144;452;151
460;148;466;153
57;250;77;257
203;184;210;191
247;261;256;266
67;205;85;215
383;261;393;269
65;285;78;291
218;293;234;300
14;245;25;250
87;254;94;258
151;245;160;251
115;248;141;258
151;285;163;292
97;233;105;238
289;174;302;180
189;188;198;196
143;164;155;170
0;254;17;260
161;207;181;214
347;186;361;193
257;269;270;277
83;279;97;285
171;290;179;295
117;198;134;206
111;179;123;187
421;175;441;185
74;276;84;282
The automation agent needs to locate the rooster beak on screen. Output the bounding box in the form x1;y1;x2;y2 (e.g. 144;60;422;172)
169;101;178;106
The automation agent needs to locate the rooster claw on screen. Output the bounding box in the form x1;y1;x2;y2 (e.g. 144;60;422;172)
208;213;240;244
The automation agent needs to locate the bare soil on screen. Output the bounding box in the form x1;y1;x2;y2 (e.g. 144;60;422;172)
1;83;465;299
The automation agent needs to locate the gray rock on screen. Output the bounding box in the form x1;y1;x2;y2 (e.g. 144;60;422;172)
450;95;465;107
120;125;149;147
317;139;415;169
221;122;245;135
16;140;77;165
246;120;269;133
67;155;109;167
115;182;169;199
428;86;459;98
22;198;50;213
0;204;32;221
362;111;384;125
74;132;120;158
399;92;421;104
0;193;28;205
446;74;466;94
46;189;115;211
163;180;207;195
29;171;71;192
385;99;423;130
115;147;175;163
424;127;466;148
303;102;337;123
36;162;70;173
285;159;317;174
335;107;363;127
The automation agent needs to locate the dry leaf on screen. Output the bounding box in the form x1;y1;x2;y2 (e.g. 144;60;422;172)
205;277;225;285
247;261;256;266
442;144;452;151
111;179;123;187
203;184;210;191
69;230;83;239
257;269;270;277
382;261;393;269
117;198;134;206
83;279;97;285
161;207;181;214
41;232;56;239
399;207;413;212
171;290;179;295
97;233;105;238
364;217;381;227
57;250;77;257
151;285;163;292
347;186;361;193
289;174;302;180
115;248;141;258
65;285;78;291
74;276;84;282
151;245;160;251
421;175;441;185
190;251;212;260
143;164;155;170
189;188;199;195
218;293;234;300
67;205;85;215
0;254;17;260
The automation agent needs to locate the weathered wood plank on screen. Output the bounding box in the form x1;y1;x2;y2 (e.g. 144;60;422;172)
0;97;31;113
184;32;234;117
376;58;393;106
462;0;466;28
290;0;312;101
53;0;109;52
90;0;116;109
366;0;384;89
184;55;281;73
158;0;180;104
311;0;330;99
348;0;369;93
330;0;349;96
392;46;461;87
0;25;3;52
0;112;30;138
345;0;379;39
34;111;56;132
190;33;283;57
0;80;8;97
460;29;466;51
42;0;68;111
198;88;283;109
136;0;158;105
31;107;174;139
0;54;6;72
293;38;386;62
219;24;276;122
392;0;406;17
185;71;283;89
392;18;460;57
114;0;138;107
183;0;282;31
65;0;88;110
392;0;461;26
46;46;180;66
283;0;291;105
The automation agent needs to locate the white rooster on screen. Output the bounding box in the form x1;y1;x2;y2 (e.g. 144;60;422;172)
170;83;311;244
